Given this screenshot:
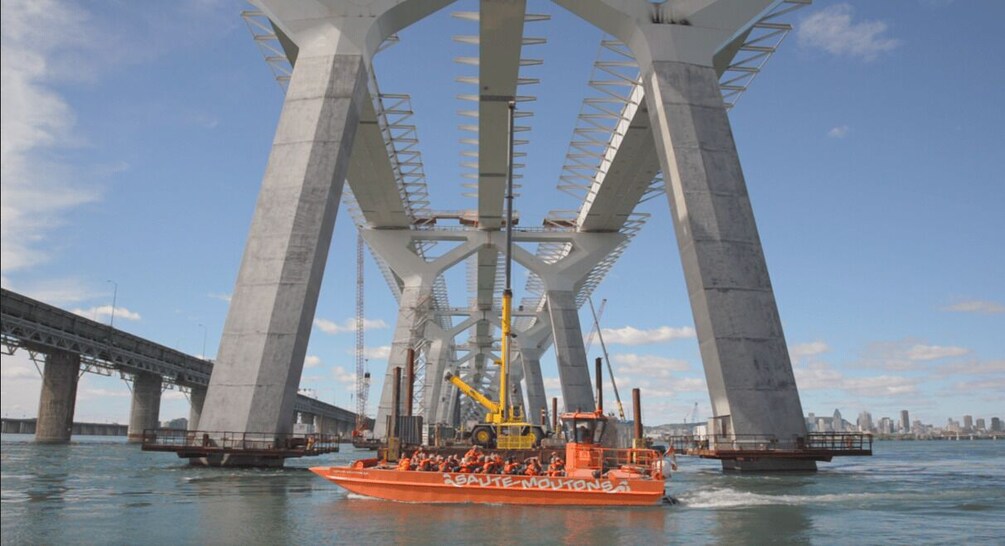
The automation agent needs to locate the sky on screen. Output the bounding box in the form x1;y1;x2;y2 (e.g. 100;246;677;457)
1;0;1002;429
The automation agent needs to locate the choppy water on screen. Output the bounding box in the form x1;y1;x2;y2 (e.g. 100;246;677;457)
2;435;1003;545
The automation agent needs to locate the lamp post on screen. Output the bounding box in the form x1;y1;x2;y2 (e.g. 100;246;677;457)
106;280;118;328
198;323;207;359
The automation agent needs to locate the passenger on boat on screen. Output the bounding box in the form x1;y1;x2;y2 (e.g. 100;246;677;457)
418;455;434;471
397;455;411;471
485;455;505;474
503;457;521;475
464;445;481;461
524;457;542;476
547;455;565;477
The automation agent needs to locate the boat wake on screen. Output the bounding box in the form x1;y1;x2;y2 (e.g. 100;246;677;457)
678;487;916;509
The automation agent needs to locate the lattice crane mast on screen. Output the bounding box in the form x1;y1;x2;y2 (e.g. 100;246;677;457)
353;232;371;436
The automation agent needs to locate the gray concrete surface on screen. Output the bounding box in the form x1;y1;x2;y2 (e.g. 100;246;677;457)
35;350;80;444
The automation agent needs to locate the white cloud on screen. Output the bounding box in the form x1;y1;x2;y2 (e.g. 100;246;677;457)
827;125;850;138
936;359;1005;377
304;355;321;369
842;375;919;397
798;4;901;61
1;1;238;275
314;317;389;334
905;344;969;361
77;387;131;401
793;361;843;390
208;292;231;303
599;325;695;346
1;356;39;380
332;365;356;386
1;0;104;273
789;341;829;362
941;300;1005;314
858;339;971;371
6;277;94;305
671;377;708;392
610;353;690;377
71;305;141;322
364;345;391;360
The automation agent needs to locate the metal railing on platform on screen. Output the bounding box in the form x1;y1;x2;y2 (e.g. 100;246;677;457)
141;428;340;457
665;432;873;460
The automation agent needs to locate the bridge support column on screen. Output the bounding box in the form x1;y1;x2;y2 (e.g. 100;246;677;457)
128;372;162;443
545;290;594;413
364;229;482;439
199;46;368;440
642;60;812;471
519;347;548;428
36;350;80;444
188;387;206;430
555;0;814;472
421;330;449;424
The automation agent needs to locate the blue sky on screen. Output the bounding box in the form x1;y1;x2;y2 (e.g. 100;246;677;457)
1;0;1002;429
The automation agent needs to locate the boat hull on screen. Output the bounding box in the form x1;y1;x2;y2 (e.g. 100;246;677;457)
310;466;665;506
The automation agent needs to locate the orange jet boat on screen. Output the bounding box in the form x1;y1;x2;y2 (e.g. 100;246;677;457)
310;411;672;506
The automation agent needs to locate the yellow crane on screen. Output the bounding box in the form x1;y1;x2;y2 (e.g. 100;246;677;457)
444;101;545;450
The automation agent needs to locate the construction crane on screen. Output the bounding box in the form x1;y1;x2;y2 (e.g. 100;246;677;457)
353;232;372;440
444;102;545;449
584;298;606;354
587;296;626;421
683;402;699;425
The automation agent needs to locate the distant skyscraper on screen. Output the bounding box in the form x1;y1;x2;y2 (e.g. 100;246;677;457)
832;409;844;432
900;410;910;433
992;417;1002;432
976;418;986;432
963;415;974;433
857;411;873;432
879;417;893;434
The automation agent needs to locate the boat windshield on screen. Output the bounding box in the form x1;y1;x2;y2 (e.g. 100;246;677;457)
562;417;605;444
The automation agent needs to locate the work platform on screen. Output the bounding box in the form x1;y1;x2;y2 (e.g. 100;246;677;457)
666;432;873;463
141;429;340;467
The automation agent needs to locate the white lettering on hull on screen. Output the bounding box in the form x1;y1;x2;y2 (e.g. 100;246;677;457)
442;473;632;493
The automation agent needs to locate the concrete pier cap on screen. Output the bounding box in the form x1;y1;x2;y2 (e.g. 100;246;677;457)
552;0;779;69
252;0;456;64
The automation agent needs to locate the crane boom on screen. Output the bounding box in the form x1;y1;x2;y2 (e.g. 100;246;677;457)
584;298;606;354
354;232;369;433
588;296;626;421
444;371;501;418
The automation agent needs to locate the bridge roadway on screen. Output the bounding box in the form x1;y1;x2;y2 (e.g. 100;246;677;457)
0;287;356;444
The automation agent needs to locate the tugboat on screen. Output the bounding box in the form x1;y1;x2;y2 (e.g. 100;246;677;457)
310;409;670;506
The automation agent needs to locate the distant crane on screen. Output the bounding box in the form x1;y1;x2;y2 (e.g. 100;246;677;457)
683;402;699;425
353;232;371;438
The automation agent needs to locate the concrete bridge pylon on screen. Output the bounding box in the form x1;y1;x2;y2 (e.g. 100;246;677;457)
197;0;453;464
555;0;813;471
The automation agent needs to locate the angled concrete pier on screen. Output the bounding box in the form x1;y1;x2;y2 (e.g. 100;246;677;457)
199;50;368;437
556;0;813;470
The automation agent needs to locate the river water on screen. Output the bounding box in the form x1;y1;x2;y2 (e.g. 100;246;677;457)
2;435;1002;545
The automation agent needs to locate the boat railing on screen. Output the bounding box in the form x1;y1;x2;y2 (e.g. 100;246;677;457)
583;446;661;470
141;428;341;455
